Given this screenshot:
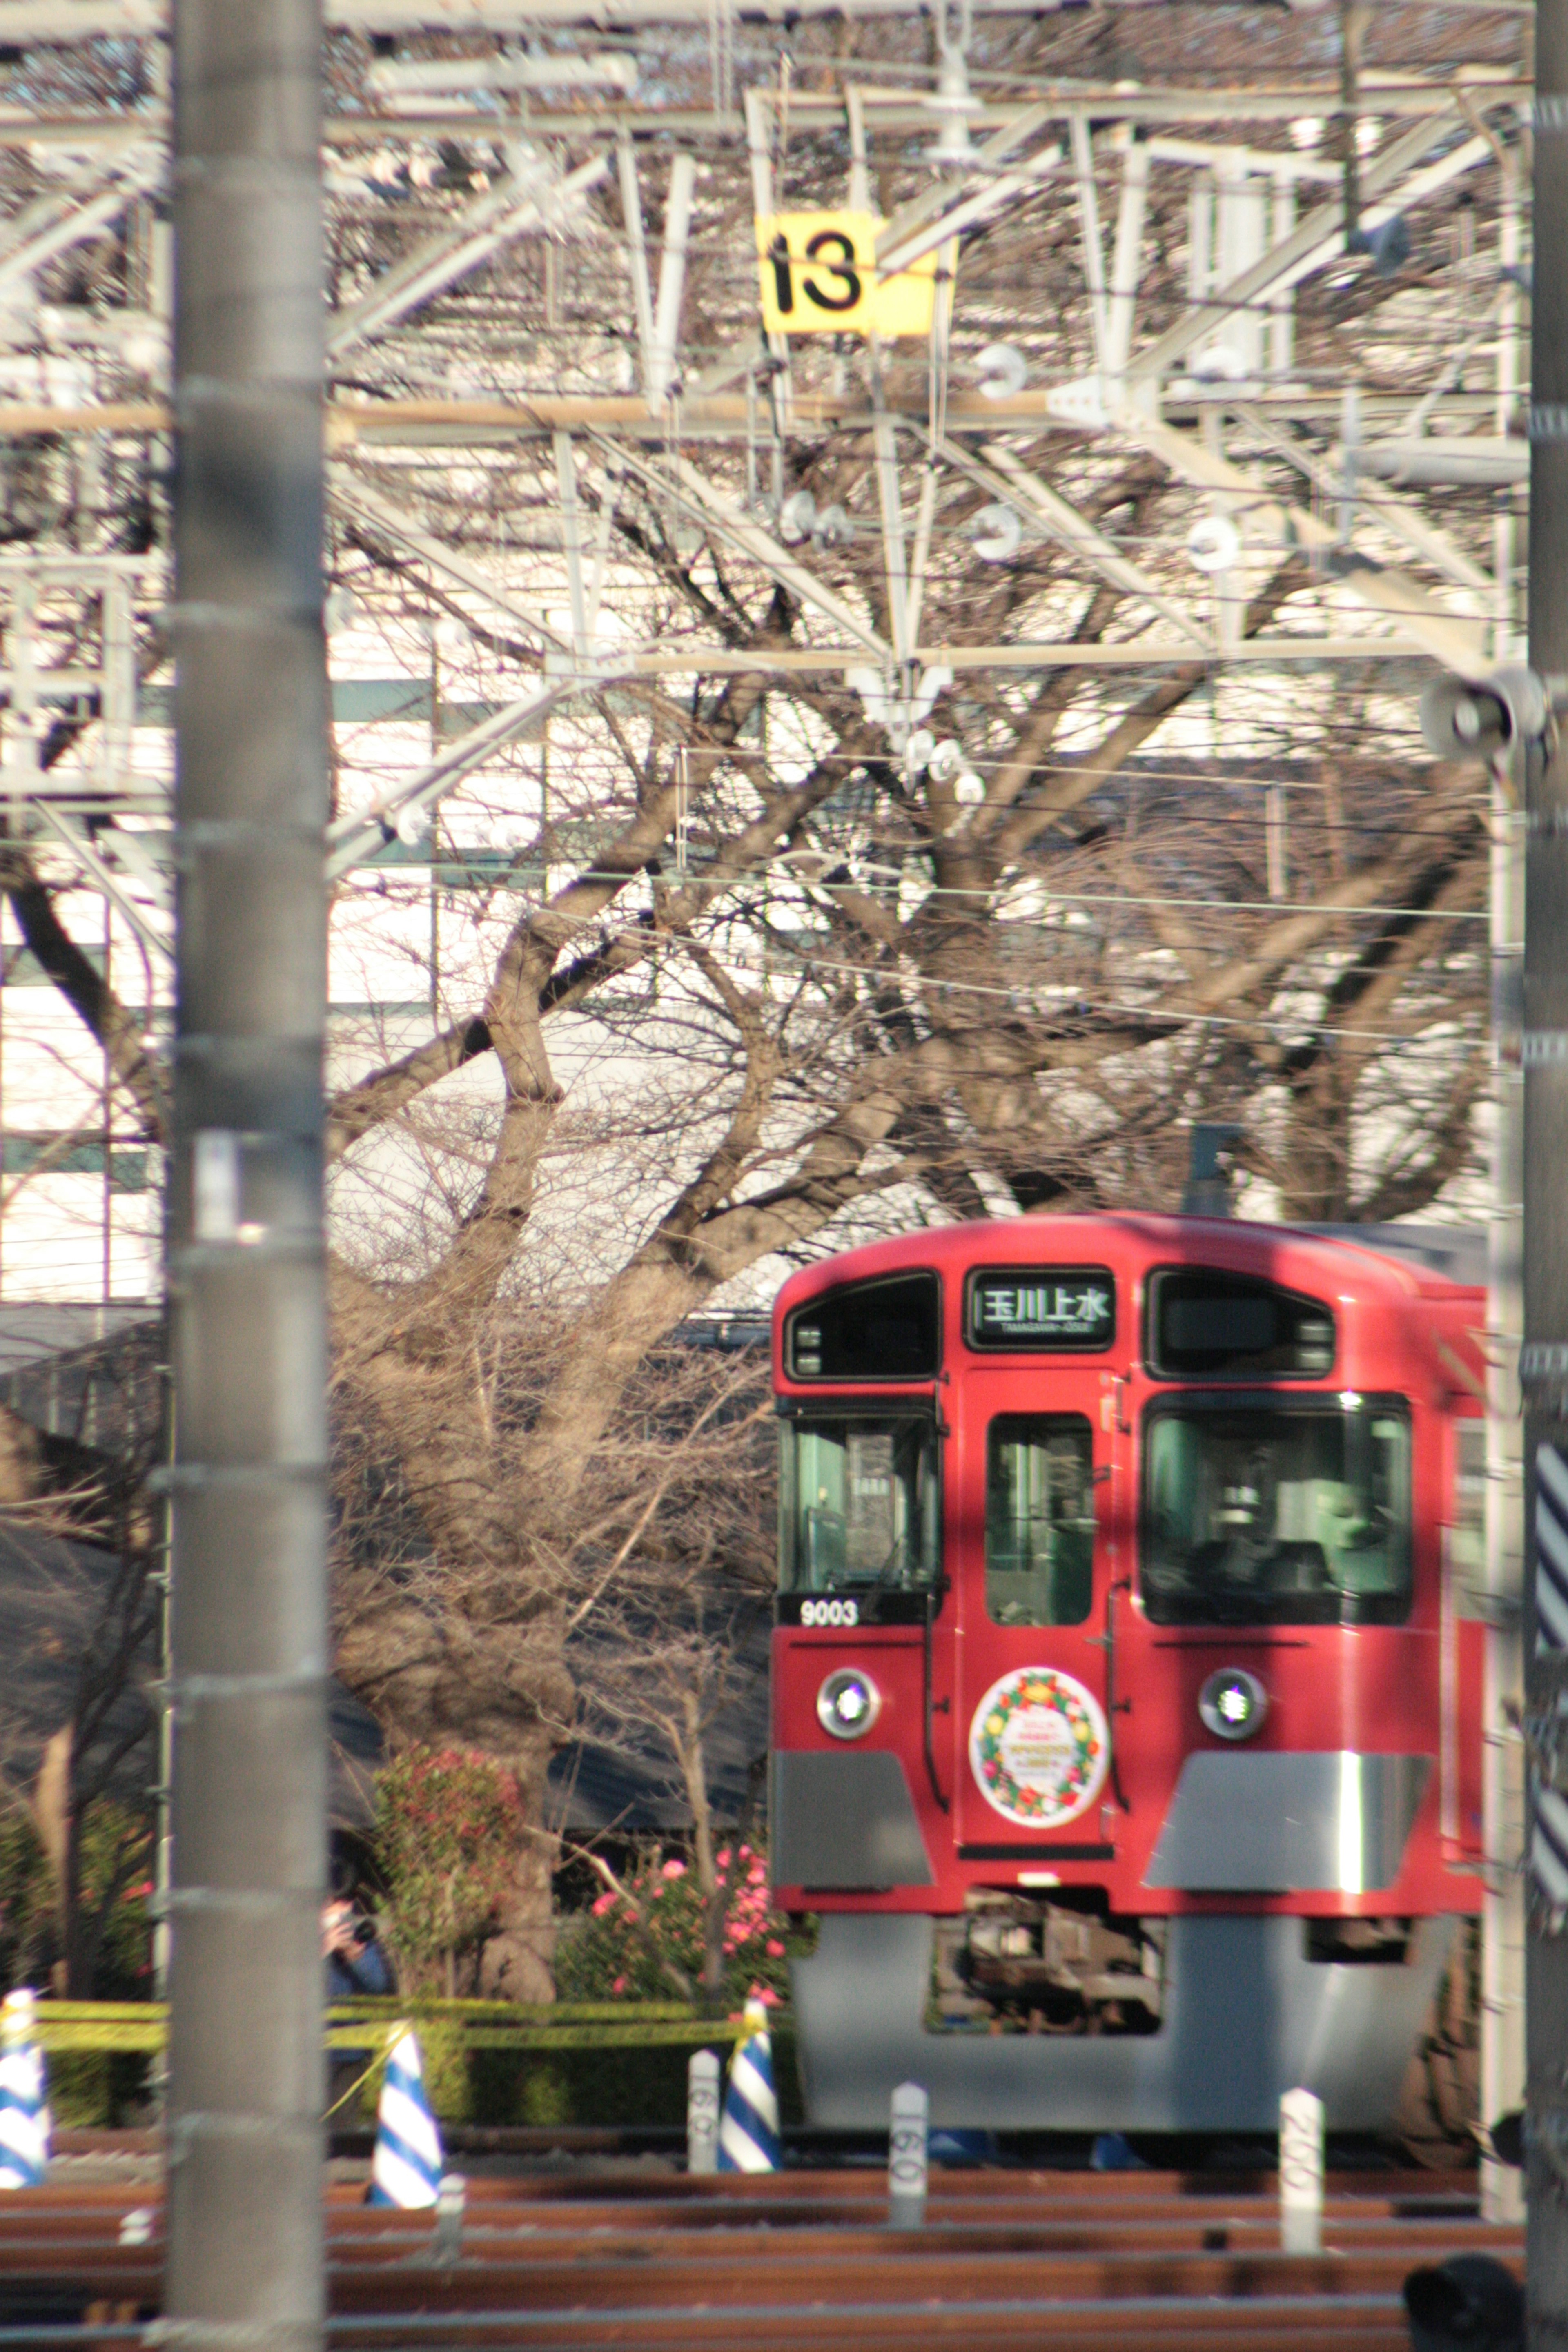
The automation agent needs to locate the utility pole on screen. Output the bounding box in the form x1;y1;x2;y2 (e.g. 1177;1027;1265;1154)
165;2;329;2348
1525;0;1568;2331
1481;114;1527;2237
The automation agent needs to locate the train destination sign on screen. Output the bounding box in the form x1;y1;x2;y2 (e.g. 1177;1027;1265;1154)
968;1267;1115;1352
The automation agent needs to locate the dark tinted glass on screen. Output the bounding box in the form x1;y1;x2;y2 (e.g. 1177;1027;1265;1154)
786;1273;939;1382
985;1414;1095;1625
1142;1400;1410;1627
1148;1269;1334;1380
779;1416;941;1590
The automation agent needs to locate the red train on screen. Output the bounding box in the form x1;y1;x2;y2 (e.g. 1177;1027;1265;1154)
769;1214;1487;2132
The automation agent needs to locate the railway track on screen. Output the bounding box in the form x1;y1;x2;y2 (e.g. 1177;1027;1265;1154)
0;2165;1521;2349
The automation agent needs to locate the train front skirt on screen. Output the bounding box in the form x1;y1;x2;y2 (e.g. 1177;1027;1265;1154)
791;1911;1454;2134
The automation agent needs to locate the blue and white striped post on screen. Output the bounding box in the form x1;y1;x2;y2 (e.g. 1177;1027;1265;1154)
1531;1443;1568;1901
367;2026;443;2209
717;1999;779;2173
0;1989;49;2189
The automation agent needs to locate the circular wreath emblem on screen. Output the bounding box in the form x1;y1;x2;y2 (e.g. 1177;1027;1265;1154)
968;1667;1110;1829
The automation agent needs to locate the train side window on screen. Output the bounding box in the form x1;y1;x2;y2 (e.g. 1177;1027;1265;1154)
985;1414;1095;1627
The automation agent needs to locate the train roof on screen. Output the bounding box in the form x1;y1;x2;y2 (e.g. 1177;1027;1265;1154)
773;1214;1487;1315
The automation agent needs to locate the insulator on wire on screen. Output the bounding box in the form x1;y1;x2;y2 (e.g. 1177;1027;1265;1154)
779;490;817;542
1186;514;1241;574
972;503;1021;562
974;342;1027;400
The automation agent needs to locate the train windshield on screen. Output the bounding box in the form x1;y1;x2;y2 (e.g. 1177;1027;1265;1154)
780;1415;940;1592
1142;1399;1411;1626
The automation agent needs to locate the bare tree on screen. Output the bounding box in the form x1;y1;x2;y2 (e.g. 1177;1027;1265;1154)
0;1330;163;1993
0;0;1513;1984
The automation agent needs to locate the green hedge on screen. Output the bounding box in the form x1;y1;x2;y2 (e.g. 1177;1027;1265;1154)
450;2027;804;2128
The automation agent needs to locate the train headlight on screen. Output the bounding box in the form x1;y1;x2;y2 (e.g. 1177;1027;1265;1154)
1198;1666;1268;1743
817;1668;881;1741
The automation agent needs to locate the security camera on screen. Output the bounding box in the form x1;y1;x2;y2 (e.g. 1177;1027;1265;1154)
1419;665;1552;764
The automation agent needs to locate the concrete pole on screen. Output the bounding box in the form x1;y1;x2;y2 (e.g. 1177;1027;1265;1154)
165;0;329;2347
1481;143;1527;2237
1524;0;1568;2328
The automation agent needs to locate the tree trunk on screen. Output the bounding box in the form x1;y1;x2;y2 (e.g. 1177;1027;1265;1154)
482;1734;559;2002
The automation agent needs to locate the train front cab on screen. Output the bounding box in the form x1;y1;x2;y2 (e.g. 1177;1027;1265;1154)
771;1216;1486;2134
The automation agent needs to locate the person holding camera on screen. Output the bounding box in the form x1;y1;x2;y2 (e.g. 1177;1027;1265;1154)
323;1896;392;1999
323;1892;394;2124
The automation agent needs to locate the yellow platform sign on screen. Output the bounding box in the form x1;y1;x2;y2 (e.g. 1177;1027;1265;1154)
755;211;939;338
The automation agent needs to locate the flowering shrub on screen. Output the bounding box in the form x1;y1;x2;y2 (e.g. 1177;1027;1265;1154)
555;1842;795;2010
373;1746;523;1994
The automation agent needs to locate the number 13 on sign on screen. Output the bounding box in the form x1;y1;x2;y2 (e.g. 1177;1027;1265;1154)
755;212;938;338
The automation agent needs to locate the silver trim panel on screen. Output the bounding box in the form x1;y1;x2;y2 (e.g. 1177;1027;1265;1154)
1142;1750;1432;1892
772;1749;935;1888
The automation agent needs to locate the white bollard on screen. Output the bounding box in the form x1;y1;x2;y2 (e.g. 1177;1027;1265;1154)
687;2047;720;2176
1279;2086;1325;2254
432;2173;466;2265
889;2081;929;2230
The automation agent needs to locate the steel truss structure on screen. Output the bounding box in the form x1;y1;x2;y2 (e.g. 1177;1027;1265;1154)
0;6;1524;1260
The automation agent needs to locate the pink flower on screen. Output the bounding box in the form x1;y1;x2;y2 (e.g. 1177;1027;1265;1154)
591;1891;617;1915
611;1975;628;1995
716;1849;731;1870
749;1983;780;2007
766;1938;785;1958
661;1858;687;1880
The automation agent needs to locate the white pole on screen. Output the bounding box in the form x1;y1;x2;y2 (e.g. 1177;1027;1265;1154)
1278;2087;1324;2255
687;2048;720;2176
889;2081;929;2230
649;152;696;405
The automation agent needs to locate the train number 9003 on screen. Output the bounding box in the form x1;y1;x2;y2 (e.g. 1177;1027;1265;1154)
800;1598;860;1628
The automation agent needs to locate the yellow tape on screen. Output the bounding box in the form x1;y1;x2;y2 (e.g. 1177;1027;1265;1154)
30;2000;787;2056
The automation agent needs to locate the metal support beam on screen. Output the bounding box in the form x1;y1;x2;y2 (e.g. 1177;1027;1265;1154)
1130;115;1491;390
1234;404;1494;597
329;474;574;658
0;149;162;303
166;3;328;2351
600;436;895;660
648;151;695;404
31;802;166;956
553;430;588;659
325;149;608;363
875;141;1062;277
937;431;1212;649
615;131;657;394
871;397;912;666
1111;405;1488;675
743;87;791;411
1069;113;1110;378
326;672;612;875
1104;136;1149;393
